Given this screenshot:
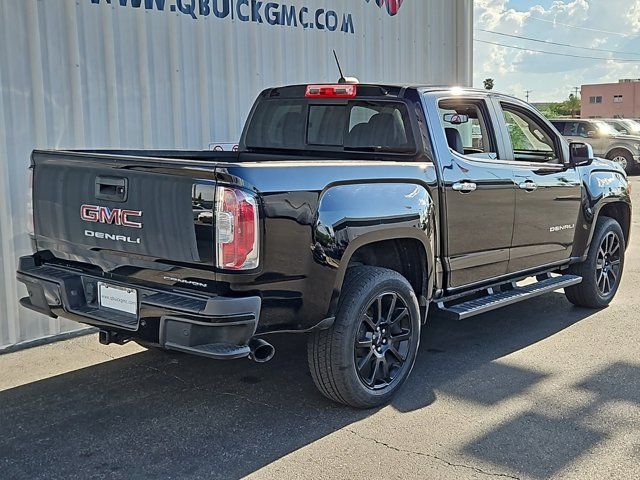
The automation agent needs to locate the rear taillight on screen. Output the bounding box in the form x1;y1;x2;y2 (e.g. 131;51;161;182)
27;168;34;236
215;187;259;270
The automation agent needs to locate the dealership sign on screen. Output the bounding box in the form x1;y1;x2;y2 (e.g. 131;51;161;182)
89;0;405;33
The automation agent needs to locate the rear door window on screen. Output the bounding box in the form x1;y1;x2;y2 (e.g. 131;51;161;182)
438;100;498;160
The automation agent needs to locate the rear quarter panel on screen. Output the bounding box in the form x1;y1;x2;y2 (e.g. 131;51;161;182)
212;161;438;333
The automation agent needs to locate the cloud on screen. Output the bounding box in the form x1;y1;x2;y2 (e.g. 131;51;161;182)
474;0;640;102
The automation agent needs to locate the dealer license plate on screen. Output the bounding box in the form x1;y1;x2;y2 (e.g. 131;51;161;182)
98;282;138;316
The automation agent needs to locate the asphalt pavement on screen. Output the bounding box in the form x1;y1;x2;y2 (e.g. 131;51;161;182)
1;177;639;480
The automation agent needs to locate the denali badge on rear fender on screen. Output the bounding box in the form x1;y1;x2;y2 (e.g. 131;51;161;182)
85;230;141;244
80;204;143;229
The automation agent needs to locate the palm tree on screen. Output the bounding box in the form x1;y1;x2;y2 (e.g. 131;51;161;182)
483;78;494;90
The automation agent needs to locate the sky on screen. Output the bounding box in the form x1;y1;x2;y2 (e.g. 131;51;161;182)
473;0;640;102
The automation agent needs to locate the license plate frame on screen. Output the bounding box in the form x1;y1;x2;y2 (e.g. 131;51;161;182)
97;282;138;316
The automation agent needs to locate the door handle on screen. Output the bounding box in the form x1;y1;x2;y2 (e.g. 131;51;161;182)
452;181;477;193
519;180;538;192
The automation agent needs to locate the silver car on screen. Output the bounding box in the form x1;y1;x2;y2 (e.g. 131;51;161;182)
604;118;640;136
551;118;640;173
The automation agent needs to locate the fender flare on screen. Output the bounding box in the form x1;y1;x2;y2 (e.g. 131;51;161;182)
585;199;632;253
314;180;437;319
325;227;435;319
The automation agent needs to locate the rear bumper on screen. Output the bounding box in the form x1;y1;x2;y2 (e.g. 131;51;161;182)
16;256;261;360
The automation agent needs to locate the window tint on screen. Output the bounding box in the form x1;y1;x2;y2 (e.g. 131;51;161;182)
566;122;581;136
245;100;415;153
551;121;567;135
438;100;497;159
307;105;347;146
501;104;559;163
342;103;411;150
577;123;592;137
621;119;640;134
245;101;305;149
608;121;626;133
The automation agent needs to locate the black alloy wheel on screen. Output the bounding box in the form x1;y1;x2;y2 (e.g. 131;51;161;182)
595;231;622;296
354;292;413;390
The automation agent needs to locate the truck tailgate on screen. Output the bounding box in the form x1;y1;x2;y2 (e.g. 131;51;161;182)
31;150;221;289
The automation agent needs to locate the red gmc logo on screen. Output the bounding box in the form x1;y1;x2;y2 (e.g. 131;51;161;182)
80;204;143;229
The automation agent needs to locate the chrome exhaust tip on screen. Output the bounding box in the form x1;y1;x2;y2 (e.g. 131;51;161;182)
248;338;275;363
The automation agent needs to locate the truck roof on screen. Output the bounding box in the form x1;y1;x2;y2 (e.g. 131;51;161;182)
260;83;527;104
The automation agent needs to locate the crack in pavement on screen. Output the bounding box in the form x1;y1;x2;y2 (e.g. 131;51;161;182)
346;429;521;480
76;343;120;361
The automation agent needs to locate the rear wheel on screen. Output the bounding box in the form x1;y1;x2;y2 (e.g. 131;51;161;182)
565;217;625;308
607;149;635;174
307;266;421;408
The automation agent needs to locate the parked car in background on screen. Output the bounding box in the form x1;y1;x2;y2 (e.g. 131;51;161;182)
551;118;640;173
603;118;640;136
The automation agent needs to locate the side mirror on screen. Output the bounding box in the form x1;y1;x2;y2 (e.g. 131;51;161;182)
569;142;594;166
586;130;597;138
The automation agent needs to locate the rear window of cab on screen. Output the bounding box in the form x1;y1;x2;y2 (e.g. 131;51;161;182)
244;100;416;154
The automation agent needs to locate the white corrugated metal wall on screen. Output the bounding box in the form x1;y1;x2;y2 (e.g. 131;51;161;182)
0;0;473;350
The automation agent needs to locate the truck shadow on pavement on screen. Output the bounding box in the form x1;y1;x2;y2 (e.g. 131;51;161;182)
0;293;627;479
462;360;640;478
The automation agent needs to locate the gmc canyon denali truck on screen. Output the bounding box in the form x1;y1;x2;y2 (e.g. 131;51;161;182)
18;84;631;408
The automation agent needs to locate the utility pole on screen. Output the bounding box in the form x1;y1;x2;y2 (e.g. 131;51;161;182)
525;90;533;103
572;86;580;98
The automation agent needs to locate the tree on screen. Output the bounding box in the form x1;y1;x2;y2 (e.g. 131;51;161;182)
483;78;494;90
538;94;581;119
564;93;581;118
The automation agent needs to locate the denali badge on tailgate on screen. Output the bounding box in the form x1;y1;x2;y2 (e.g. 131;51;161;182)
80;204;143;229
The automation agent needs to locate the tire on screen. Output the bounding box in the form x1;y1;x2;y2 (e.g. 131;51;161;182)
307;266;421;408
565;217;625;308
606;149;635;174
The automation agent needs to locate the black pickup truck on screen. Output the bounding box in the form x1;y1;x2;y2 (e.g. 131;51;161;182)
18;84;631;408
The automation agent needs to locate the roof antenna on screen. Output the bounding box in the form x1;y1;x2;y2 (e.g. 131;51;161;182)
333;50;359;85
333;50;346;84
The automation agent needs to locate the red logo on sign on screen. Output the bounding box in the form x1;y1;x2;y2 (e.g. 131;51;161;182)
81;205;143;229
366;0;405;16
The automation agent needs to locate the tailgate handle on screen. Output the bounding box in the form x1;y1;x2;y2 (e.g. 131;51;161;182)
95;176;128;202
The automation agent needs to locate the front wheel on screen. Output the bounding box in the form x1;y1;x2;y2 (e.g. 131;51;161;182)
307;266;421;408
565;217;625;308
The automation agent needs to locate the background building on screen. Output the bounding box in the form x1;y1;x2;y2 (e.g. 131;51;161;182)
0;0;473;351
581;79;640;119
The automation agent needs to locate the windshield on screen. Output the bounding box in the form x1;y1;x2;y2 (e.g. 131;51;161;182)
620;119;640;134
594;121;619;136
